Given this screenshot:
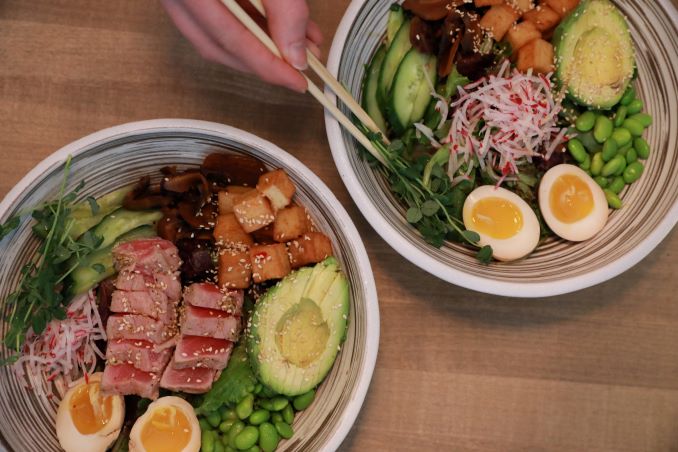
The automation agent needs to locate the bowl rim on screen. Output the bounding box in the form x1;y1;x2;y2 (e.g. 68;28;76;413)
0;119;379;452
324;0;678;298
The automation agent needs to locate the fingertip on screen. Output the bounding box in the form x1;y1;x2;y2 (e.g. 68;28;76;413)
307;20;324;46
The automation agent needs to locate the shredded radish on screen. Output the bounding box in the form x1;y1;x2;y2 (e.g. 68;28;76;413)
414;122;442;149
444;60;569;185
13;290;106;398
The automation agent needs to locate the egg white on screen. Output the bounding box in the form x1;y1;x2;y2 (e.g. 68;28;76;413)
538;164;609;242
129;396;201;452
463;185;541;262
56;372;125;452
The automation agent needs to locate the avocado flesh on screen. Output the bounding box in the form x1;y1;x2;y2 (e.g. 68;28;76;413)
553;0;635;109
248;258;349;396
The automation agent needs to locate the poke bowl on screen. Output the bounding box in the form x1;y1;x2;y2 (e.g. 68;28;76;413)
325;0;678;297
0;119;379;451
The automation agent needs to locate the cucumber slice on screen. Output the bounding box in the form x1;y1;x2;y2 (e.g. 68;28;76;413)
387;49;437;134
362;45;388;134
386;4;405;45
68;185;133;239
91;208;163;250
377;19;412;109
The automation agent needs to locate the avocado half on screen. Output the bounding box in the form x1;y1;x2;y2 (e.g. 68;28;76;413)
553;0;636;109
247;258;349;396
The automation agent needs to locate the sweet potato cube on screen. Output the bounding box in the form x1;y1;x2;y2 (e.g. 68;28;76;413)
217;187;254;214
256;169;295;211
250;243;291;283
218;249;252;289
479;4;520;41
273;206;310;242
516;38;555;74
544;0;579;17
214;213;254;248
506;21;542;51
233;191;275;233
507;0;534;14
522;4;560;31
251;224;275;244
287;232;333;269
475;0;503;6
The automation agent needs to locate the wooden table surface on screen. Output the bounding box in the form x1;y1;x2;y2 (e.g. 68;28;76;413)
1;1;677;451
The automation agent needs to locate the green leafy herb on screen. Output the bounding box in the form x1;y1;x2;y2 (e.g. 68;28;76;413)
0;216;20;241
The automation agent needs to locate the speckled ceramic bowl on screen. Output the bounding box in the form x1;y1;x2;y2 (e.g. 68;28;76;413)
325;0;678;297
0;119;379;451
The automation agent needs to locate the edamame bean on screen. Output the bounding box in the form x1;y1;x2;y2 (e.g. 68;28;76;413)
258;423;280;452
622;118;644;137
254;384;263;395
203;430;216;452
627;99;643;115
271;413;283;424
620;86;635;106
249;409;271;426
222;407;238;422
208;412;223;428
228;421;246;448
237;395;254;420
575;111;597;132
225;447;237;452
611;128;632;147
259;386;277;398
567;139;588;163
258;399;275;411
626;148;638;164
577;131;600;152
234;426;260;450
591;152;604;176
614;157;627;176
594;176;609;188
593;115;614;143
604;190;623;209
579;154;591;171
623;162;645;184
200;418;213;432
215;440;226;452
220;419;237;433
292;390;316;411
246;447;261;452
630;112;652;127
613;106;628;127
270;397;289;412
601;155;626;177
274;421;294;440
281;404;294;424
601;139;618;162
634;137;651;159
617;142;632;157
608;176;626;194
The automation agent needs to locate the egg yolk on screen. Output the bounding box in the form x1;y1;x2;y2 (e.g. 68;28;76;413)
140;406;192;452
69;382;114;435
549;174;594;223
470;197;523;239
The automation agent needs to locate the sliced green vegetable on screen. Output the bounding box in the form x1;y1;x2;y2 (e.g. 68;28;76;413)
91;208;162;250
386;4;405;46
362;45;388;134
68;186;132;239
378;19;412;108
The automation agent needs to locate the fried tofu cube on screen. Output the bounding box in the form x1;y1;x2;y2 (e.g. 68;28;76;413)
516;38;555;74
506;20;542;51
273;206;310;243
256;170;295;211
250;243;291;283
475;0;504;6
507;0;534;14
544;0;578;17
251;224;275;244
522;4;560;31
287;232;333;269
479;4;520;41
218;249;252;289
233;191;275;233
217;187;254;214
214;213;254;248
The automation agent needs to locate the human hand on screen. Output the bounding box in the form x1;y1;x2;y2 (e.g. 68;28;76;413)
161;0;323;92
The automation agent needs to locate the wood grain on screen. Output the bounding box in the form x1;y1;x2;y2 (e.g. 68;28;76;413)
1;1;677;451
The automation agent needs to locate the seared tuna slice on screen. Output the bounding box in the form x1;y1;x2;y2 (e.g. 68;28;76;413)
159;358;216;393
113;238;182;273
106;314;177;344
101;362;161;400
115;269;181;301
182;305;241;341
106;339;173;373
173;336;233;370
184;283;244;314
110;290;175;321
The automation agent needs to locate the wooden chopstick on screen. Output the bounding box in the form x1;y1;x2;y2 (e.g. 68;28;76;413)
245;0;389;141
219;0;388;167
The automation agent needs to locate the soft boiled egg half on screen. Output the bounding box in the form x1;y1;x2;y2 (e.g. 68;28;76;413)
129;396;200;452
56;372;125;452
463;185;541;261
538;164;609;241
